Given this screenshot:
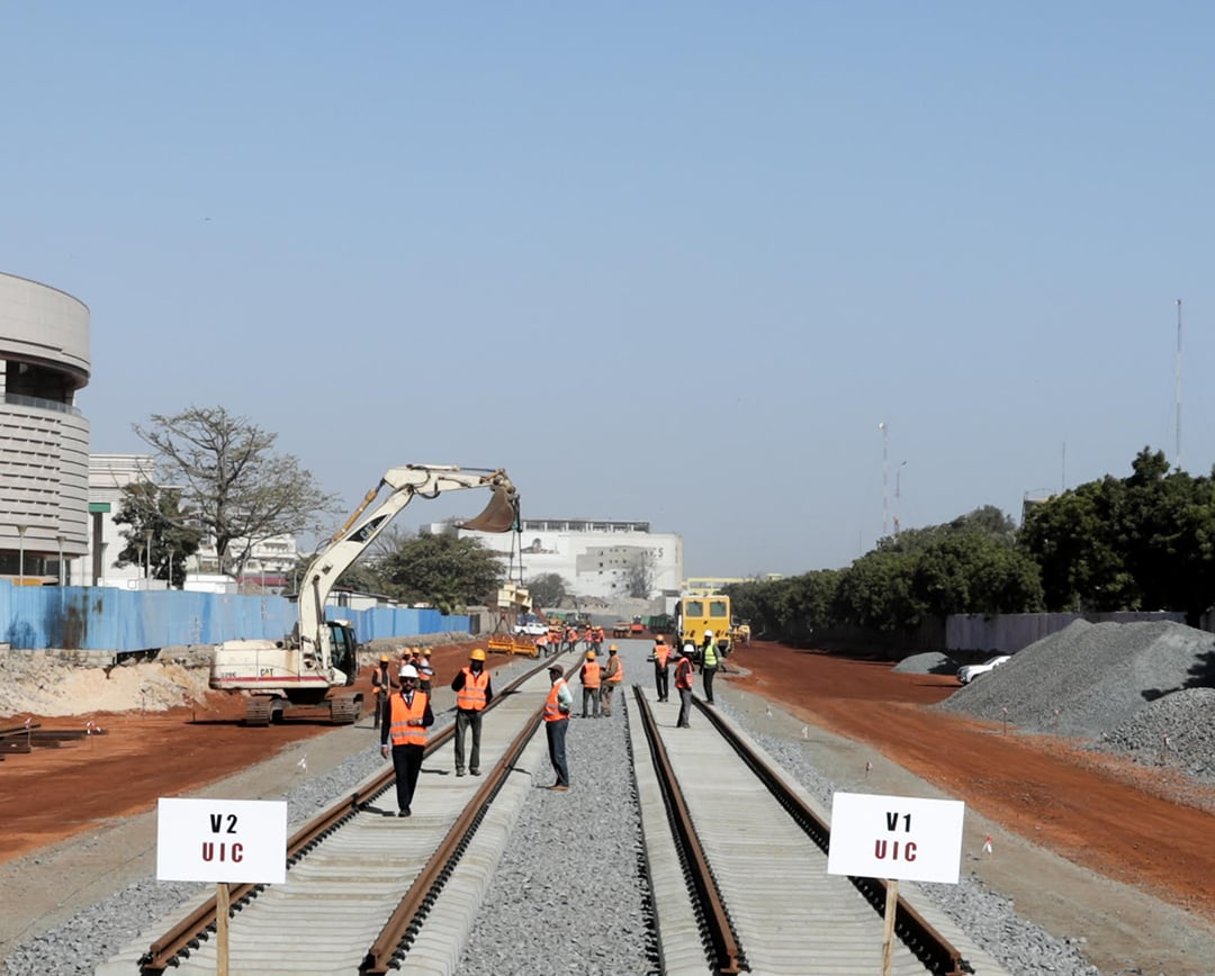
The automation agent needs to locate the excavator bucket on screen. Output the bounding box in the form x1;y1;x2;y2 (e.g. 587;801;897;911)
459;483;519;533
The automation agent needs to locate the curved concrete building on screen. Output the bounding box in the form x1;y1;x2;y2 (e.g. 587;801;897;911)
0;271;90;581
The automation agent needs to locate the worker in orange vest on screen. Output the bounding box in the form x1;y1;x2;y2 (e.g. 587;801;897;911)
652;635;670;703
601;644;624;717
592;625;605;653
579;649;602;718
451;648;494;777
581;625;593;650
544;664;573;790
379;664;434;816
370;653;395;728
674;647;695;728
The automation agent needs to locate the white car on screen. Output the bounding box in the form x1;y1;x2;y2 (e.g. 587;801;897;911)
957;654;1011;684
513;620;548;637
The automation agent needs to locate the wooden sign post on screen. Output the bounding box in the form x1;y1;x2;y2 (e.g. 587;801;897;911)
826;792;965;975
156;798;287;975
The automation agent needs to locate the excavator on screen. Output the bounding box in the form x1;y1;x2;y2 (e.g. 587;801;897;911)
209;464;519;726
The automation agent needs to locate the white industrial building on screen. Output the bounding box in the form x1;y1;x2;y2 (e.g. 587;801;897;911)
0;271;91;582
426;516;683;602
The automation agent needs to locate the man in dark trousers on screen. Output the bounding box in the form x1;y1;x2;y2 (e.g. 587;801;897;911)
451;647;493;777
674;647;695;728
379;664;434;817
652;634;671;702
544;664;573;790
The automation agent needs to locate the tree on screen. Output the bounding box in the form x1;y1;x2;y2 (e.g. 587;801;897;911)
378;533;506;612
623;550;657;598
911;533;1043;617
135;406;339;577
527;572;568;610
111;483;202;587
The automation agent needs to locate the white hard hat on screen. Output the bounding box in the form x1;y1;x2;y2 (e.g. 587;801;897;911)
399;664;419;679
704;630;714;639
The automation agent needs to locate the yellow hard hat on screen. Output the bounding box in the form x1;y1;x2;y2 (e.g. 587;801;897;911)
470;648;487;662
655;635;665;643
379;654;389;662
609;644;618;652
586;650;597;660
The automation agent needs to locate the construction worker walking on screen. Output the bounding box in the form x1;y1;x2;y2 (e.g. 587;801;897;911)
674;648;695;728
379;664;434;816
652;635;670;702
579;650;602;718
600;644;623;717
451;648;493;777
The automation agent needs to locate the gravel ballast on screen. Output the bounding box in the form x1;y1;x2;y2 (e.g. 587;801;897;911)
9;638;1204;975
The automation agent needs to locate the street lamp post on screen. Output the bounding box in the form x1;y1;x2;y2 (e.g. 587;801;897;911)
56;535;64;586
17;524;27;581
145;529;153;583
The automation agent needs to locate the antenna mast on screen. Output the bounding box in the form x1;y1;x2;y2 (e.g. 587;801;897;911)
1175;298;1183;470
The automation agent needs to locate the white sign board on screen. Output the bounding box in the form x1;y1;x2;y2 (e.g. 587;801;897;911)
157;798;288;884
827;792;964;884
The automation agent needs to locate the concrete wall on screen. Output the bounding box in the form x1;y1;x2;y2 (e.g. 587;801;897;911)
945;611;1187;653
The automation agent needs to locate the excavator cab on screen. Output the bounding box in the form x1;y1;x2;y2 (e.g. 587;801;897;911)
328;620;359;686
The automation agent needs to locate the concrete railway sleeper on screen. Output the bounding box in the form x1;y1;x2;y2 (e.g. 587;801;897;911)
131;653;574;976
630;685;1011;976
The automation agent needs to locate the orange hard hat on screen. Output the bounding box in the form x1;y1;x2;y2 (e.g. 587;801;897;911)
379;654;390;662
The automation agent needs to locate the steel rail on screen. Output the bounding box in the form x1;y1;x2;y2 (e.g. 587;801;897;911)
692;697;968;976
360;707;544;972
138;654;560;975
633;686;746;975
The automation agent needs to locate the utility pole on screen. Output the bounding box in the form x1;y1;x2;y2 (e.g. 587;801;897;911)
879;422;889;538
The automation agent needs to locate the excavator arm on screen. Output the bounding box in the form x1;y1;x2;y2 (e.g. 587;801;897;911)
298;465;519;670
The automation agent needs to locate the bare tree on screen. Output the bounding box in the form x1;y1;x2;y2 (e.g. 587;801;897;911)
623;549;657;599
135;406;339;577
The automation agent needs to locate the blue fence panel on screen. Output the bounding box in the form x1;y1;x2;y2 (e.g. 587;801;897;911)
0;582;468;651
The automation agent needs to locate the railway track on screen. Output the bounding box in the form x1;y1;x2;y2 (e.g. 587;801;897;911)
94;654;575;976
629;687;1011;976
91;642;1013;975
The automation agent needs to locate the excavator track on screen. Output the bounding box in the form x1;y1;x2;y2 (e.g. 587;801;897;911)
328;693;362;725
244;696;277;727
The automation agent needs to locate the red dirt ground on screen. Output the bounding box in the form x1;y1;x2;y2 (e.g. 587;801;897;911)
727;641;1215;922
5;638;1215;926
0;641;508;862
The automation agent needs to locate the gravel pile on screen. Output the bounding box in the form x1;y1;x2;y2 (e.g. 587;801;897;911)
893;651;955;674
937;620;1215;737
715;698;1103;976
1090;686;1215;784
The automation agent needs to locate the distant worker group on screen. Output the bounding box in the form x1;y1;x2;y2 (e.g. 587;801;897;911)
373;623;734;815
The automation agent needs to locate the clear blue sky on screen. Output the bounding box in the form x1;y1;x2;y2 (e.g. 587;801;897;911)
4;3;1213;577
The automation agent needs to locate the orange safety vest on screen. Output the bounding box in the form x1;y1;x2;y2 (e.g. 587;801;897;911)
456;668;489;711
674;657;694;690
606;656;623;683
544;678;569;722
654;645;669;668
388;691;430;747
581;661;601;688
